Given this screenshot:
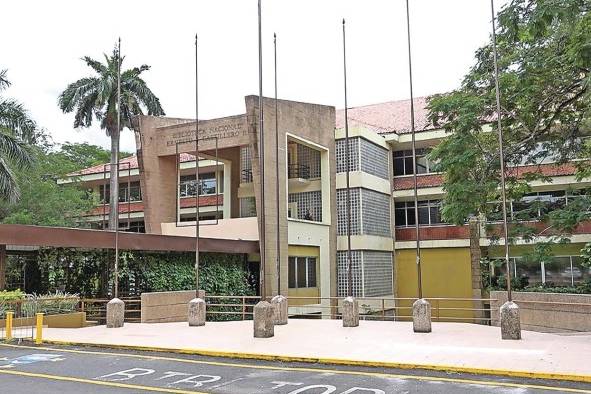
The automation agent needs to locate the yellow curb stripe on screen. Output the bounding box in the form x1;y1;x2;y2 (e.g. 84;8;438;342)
36;340;591;384
1;342;590;393
0;369;206;394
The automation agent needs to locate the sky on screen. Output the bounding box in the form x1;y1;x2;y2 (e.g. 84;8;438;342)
2;0;507;153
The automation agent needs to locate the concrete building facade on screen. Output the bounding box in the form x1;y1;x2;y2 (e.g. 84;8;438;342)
63;96;591;318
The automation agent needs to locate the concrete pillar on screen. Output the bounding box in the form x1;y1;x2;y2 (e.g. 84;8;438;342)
500;301;521;340
106;298;125;328
412;298;432;333
188;298;206;326
342;297;359;327
271;295;288;325
253;301;274;338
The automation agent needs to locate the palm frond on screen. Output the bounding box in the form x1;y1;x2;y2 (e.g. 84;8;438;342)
0;98;37;143
0;131;33;168
0;69;10;92
57;77;100;113
123;78;165;116
82;56;108;75
0;157;20;202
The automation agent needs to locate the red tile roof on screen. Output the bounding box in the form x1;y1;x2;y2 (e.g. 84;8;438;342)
72;97;434;176
69;153;196;176
336;97;433;135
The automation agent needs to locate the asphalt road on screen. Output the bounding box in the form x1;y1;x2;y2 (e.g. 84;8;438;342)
0;343;590;394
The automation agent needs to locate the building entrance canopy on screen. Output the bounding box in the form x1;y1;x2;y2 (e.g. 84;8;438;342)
0;224;259;253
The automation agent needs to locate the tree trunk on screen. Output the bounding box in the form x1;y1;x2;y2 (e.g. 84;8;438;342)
469;216;485;323
108;130;120;230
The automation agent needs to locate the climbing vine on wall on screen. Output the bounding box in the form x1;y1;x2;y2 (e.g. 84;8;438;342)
30;248;255;298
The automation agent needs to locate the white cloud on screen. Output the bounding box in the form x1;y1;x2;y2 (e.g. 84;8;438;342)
1;0;506;153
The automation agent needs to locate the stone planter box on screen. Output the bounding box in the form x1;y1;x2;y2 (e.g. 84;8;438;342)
0;311;87;329
490;291;591;333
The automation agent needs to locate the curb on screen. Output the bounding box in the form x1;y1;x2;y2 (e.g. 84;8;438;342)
40;339;591;384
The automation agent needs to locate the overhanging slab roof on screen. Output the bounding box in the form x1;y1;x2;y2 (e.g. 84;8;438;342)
0;224;258;254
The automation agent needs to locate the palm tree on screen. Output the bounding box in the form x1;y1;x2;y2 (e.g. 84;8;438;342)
0;69;35;202
58;48;165;230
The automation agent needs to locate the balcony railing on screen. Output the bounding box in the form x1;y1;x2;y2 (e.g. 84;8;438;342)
288;164;310;180
241;169;253;183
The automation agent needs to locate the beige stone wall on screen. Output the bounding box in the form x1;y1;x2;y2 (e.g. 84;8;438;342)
245;96;336;298
141;290;196;323
491;291;591;333
134;97;336;299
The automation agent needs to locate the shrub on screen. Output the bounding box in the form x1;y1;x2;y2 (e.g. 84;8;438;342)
0;289;26;318
22;291;79;316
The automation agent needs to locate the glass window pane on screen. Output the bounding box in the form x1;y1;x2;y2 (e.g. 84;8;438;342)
297;258;307;288
307;258;317;287
393;158;405;176
394;208;407;227
418;204;429;225
544;257;572;286
288;257;296;288
404;157;414;175
515;259;542;285
416;155;428;174
406;207;416;226
572;256;591;285
429;206;442;224
201;178;216;195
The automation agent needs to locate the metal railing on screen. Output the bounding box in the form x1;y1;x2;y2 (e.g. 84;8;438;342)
80;297;141;324
288;164;310;179
71;295;496;324
1;296;79;340
282;296;495;324
241;168;253;183
204;295;261;321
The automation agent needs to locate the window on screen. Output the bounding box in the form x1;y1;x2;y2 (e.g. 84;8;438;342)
100;181;141;203
394;200;444;227
499;255;588;286
179;172;217;197
393;149;437;176
239;197;256;218
512;191;566;220
120;221;145;233
288;256;317;288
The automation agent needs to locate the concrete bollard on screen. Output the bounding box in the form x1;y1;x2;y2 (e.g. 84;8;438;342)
342;296;359;327
412;298;432;333
253;301;274;338
106;298;125;328
500;301;521;340
271;295;288;325
188;298;206;326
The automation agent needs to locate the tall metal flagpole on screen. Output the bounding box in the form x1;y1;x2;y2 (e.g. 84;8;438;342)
195;34;201;296
258;0;266;300
342;19;353;298
490;0;512;302
114;37;121;299
405;0;423;299
274;32;281;296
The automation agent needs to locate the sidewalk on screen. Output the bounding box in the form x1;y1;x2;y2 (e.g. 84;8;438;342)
43;320;591;381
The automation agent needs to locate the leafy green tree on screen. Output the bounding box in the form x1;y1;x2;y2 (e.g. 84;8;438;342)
427;0;591;268
0;69;35;202
54;142;132;171
0;143;97;227
58;49;164;229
